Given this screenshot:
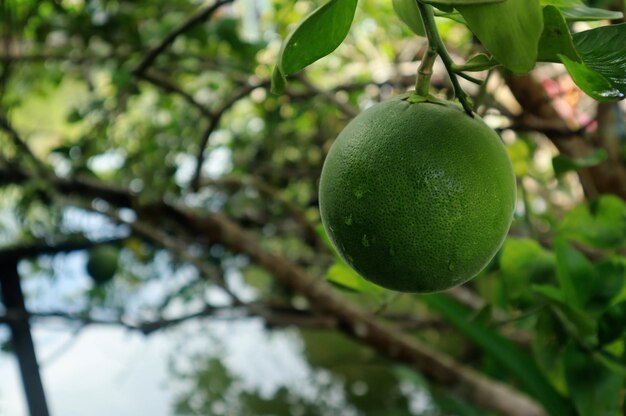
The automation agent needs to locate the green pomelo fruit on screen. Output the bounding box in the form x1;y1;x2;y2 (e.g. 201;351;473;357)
319;94;516;293
86;245;119;285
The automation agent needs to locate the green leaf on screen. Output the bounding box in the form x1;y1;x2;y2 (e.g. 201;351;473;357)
423;293;573;416
552;149;607;176
453;53;499;72
317;224;385;295
499;238;555;301
555;239;594;308
393;0;425;36
594;350;626;378
532;311;568;392
541;0;624;21
561;7;623;21
573;24;626;99
537;6;581;63
422;0;505;4
270;66;287;94
66;108;82;123
457;0;543;73
327;262;363;291
564;342;623;416
559;54;623;101
272;0;358;93
588;258;626;311
558;195;626;250
533;284;597;346
598;301;626;345
432;10;467;24
327;261;385;294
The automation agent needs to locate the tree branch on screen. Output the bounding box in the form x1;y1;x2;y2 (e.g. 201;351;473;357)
190;80;268;191
0;111;49;179
136;70;213;118
172;207;546;415
296;74;359;118
201;175;326;250
133;0;234;76
0;237;126;262
0;303;339;334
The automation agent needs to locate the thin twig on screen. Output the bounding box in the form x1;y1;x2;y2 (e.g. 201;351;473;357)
416;3;473;115
296;74;359;118
0;237;127;262
190;80;269;191
133;0;233;76
137;70;213;118
0;112;46;174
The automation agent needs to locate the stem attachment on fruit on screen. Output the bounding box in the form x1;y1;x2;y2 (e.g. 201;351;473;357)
416;1;474;116
416;43;437;97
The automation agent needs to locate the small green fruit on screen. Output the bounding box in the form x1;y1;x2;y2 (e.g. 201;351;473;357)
86;245;119;285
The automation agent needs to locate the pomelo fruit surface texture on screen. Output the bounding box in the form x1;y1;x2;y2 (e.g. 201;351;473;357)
319;94;516;293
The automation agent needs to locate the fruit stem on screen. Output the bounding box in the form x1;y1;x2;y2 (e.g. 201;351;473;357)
416;1;474;116
415;42;437;97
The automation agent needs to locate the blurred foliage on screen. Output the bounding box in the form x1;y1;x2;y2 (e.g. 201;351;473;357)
1;0;626;415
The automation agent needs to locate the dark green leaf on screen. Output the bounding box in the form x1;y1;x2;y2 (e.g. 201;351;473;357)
424;293;573;416
533;284;597;346
560;54;624;102
537;6;581;63
271;66;287;95
541;0;624;21
66;109;82;123
532;311;568;389
499;238;555;301
552;149;607;176
555;239;594;308
598;301;626;345
558;195;626;250
588;258;626;312
273;0;358;93
564;342;622;416
393;0;425;36
573;24;626;98
593;350;626;378
457;0;543;73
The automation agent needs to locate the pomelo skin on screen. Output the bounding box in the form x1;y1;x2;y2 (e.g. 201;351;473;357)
319;94;516;293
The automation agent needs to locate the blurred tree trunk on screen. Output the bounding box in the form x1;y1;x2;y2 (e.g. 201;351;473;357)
0;259;50;416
